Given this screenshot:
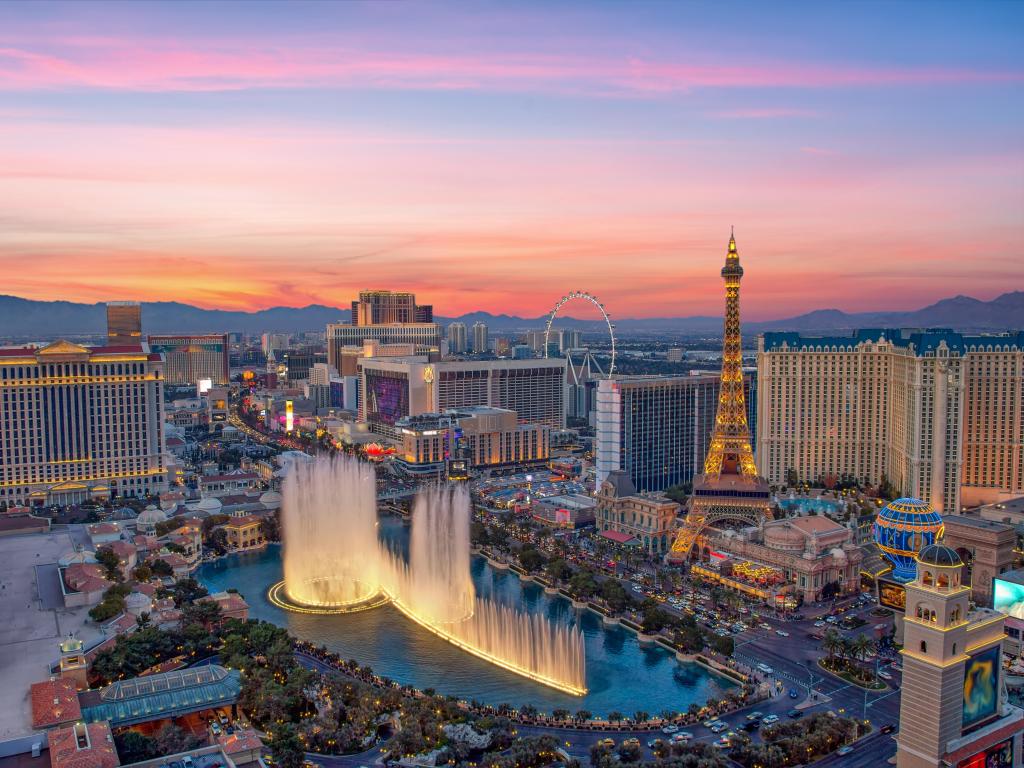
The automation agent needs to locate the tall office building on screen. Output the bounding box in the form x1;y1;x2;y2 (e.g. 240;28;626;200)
281;347;327;384
148;333;230;385
896;545;1022;768
756;330;1024;513
472;322;489;354
559;329;582;354
596;373;756;493
447;322;468;354
350;290;433;326
358;356;566;438
0;340;167;506
261;333;290;357
105;301;142;344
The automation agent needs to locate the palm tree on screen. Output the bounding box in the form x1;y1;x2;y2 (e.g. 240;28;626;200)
821;628;843;667
607;711;623;724
633;710;649;724
574;709;592;723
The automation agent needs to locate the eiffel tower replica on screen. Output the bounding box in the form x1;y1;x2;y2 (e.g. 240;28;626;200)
667;231;772;562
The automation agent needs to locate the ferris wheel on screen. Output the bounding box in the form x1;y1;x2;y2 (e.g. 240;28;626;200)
544;291;616;378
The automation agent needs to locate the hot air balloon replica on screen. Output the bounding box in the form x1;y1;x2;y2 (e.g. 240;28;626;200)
873;497;944;582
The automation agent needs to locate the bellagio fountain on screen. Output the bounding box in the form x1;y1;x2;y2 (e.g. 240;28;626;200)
268;455;587;695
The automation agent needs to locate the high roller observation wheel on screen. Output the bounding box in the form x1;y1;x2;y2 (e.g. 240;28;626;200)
544;291;616;378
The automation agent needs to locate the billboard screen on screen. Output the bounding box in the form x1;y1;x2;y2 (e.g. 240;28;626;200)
957;737;1013;768
878;577;906;612
963;644;1000;730
365;371;409;426
993;576;1024;620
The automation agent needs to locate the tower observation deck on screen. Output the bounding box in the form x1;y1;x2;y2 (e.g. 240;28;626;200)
667;232;772;562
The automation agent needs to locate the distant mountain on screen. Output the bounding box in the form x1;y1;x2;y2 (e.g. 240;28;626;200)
0;291;1020;340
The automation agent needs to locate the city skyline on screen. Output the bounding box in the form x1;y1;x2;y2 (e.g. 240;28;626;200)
1;2;1022;319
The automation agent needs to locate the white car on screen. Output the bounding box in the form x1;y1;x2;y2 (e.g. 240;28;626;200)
661;725;678;734
878;670;893;680
762;714;780;725
776;629;790;637
814;620;826;628
756;663;774;674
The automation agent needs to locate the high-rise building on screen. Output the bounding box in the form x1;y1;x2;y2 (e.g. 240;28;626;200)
668;232;772;562
0;340;167;506
756;330;1024;513
559;329;582;354
261;332;290;357
896;544;1023;768
350;290;433;326
358;356;566;438
148;333;230;385
326;323;440;370
472;322;489;353
281;347;326;384
105;301;142;344
447;322;468;354
595;373;756;492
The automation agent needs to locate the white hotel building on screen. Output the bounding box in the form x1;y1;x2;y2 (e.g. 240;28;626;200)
756;329;1024;513
0;340;168;507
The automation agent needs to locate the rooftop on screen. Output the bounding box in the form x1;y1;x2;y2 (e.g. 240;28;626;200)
79;665;242;727
30;678;82;729
48;721;120;768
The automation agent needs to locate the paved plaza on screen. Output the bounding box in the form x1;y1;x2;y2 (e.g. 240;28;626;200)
0;530;104;742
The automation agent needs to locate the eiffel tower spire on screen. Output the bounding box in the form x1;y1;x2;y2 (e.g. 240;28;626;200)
667;230;771;562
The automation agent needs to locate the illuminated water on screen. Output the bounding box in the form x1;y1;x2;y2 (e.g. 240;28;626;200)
197;528;735;715
278;458;585;693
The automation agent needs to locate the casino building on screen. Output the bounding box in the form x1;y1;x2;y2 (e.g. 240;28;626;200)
896;544;1023;768
0;341;168;507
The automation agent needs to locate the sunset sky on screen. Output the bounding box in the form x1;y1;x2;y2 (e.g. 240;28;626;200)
1;1;1022;319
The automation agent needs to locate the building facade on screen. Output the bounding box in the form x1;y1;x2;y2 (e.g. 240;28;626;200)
326;323;441;371
941;514;1018;608
472;322;489;354
148;333;229;385
896;545;1023;768
105;301;142;344
0;340;168;506
396;406;549;473
358;356;566;438
757;330;1024;513
447;322;468;354
594;470;681;556
350;290;431;325
596;373;756;493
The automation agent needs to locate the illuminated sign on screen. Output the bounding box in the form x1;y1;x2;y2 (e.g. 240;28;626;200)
958;737;1014;768
993;575;1024;620
878;577;906;612
285;400;294;432
963;644;1000;730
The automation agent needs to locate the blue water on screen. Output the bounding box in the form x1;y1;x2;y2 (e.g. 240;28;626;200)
196;518;734;716
777;497;842;516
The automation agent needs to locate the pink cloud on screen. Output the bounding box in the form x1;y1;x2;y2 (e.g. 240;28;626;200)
0;38;1021;94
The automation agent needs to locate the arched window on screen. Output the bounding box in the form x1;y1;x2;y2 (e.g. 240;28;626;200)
930;610;937;622
920;641;927;653
938;573;949;589
922;570;934;587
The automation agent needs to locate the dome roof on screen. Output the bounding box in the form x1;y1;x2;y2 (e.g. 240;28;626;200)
59;550;97;567
137;507;167;524
125;592;152;608
917;543;962;567
195;497;223;512
260;490;282;508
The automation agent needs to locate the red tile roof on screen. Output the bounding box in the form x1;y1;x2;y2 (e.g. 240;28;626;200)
30;678;81;729
48;721;120;768
598;529;638;544
225;514;263;528
217;729;264;754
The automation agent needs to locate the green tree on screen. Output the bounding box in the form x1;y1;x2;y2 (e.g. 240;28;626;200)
131;564;152;582
822;628;843;667
95;547;122;580
545;558;572;583
153;724;200;756
269;724;305;768
150;558;173;577
518;546;545;572
114;731;158;763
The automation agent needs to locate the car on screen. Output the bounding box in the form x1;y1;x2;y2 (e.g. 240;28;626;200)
702;719;718;728
711;723;728;733
787;709;804;719
789;688;799;699
742;720;760;732
181;758;194;768
676;732;693;741
880;724;896;734
837;746;854;756
661;724;678;734
775;629;790;637
878;670;893;680
219;712;230;725
814;620;826;628
759;623;772;630
712;738;731;749
756;663;774;674
211;723;222;736
762;715;779;725
745;711;763;721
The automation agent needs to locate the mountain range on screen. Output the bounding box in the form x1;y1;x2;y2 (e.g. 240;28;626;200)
0;292;1021;339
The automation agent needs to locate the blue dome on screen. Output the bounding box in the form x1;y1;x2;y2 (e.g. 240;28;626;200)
873;498;944;583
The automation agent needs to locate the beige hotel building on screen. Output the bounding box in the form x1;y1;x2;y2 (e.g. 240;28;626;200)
0;340;168;507
756;330;1024;513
